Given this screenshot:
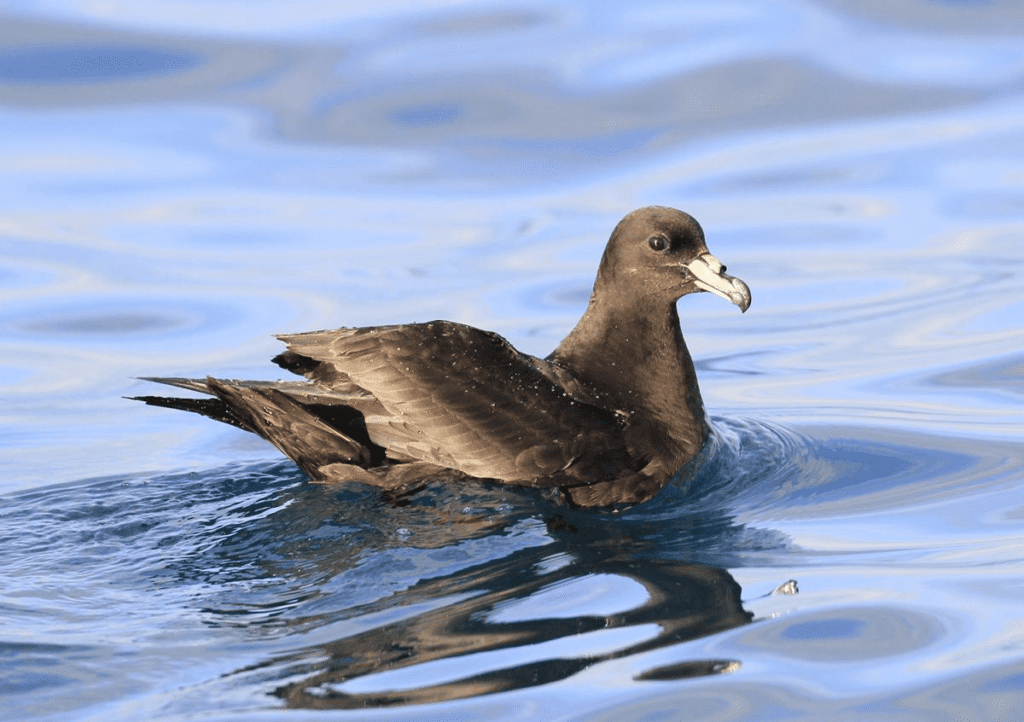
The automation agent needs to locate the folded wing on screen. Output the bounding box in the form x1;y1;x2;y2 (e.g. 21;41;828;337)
274;321;631;485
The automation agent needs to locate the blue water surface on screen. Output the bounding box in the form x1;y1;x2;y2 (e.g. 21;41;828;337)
1;1;1023;720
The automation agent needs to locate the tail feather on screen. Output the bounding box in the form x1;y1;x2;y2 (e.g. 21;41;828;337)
201;378;373;477
131;376;380;480
135;376;216;394
130;393;256;432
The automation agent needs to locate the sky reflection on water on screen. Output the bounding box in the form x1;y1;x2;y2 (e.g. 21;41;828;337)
1;0;1023;720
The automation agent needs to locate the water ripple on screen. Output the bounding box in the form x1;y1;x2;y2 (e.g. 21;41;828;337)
0;44;202;83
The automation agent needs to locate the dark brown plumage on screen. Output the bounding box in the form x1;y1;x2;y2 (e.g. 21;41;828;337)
134;206;750;507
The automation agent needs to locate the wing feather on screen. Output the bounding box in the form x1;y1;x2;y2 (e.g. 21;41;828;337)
275;321;627;484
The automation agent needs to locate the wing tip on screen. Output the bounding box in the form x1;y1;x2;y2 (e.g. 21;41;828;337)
134;377;214;394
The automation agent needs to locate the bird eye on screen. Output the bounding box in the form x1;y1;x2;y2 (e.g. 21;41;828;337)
648;236;668;252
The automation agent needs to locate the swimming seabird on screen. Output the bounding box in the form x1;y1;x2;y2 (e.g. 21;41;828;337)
134;206;750;507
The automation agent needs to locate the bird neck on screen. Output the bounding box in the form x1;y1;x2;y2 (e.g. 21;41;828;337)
550;291;708;460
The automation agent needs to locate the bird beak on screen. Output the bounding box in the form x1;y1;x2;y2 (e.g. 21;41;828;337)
685;253;751;312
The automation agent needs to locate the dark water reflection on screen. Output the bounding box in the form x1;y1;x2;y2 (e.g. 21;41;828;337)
273;551;749;708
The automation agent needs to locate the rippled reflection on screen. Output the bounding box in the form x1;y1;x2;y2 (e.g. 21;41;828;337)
274;553;750;708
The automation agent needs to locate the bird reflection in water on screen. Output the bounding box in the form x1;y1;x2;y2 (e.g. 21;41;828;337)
268;518;754;709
